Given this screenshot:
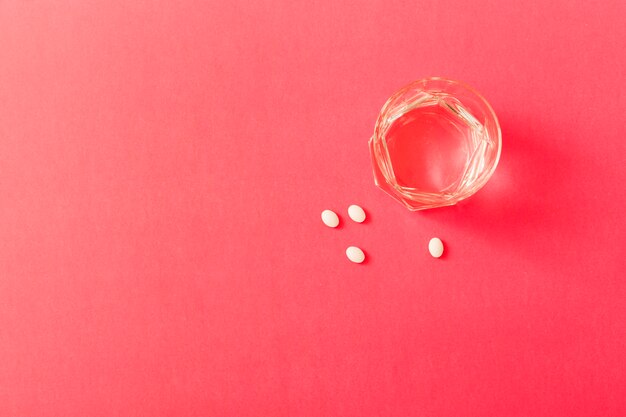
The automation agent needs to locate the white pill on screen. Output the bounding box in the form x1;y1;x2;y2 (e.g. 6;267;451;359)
428;238;444;258
321;209;339;228
346;246;365;263
348;205;366;223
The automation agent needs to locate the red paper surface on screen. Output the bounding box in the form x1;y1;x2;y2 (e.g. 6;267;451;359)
1;1;625;415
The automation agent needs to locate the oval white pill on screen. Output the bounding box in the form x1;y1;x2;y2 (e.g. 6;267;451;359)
428;237;444;258
321;209;339;228
348;205;366;223
346;246;365;263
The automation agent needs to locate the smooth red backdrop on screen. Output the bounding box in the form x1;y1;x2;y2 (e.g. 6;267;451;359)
1;0;625;416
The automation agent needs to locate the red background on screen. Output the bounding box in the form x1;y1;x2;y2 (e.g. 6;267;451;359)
1;0;625;416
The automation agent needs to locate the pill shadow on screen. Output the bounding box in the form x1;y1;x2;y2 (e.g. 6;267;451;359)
360;248;371;265
359;207;371;225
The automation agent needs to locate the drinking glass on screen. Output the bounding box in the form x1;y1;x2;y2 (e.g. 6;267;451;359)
369;77;502;210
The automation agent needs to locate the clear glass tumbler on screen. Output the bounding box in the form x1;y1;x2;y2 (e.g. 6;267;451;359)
369;77;501;210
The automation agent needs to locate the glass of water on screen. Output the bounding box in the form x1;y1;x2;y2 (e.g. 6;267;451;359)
369;77;502;210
